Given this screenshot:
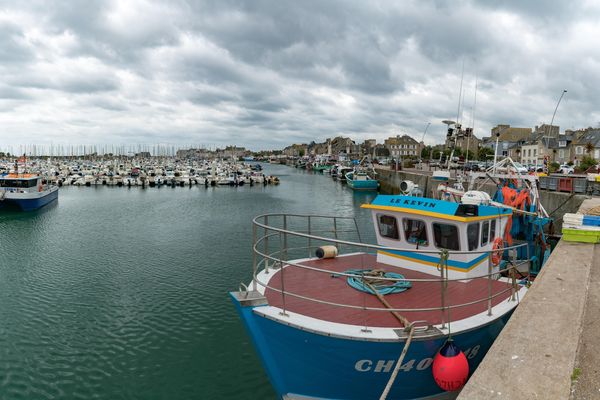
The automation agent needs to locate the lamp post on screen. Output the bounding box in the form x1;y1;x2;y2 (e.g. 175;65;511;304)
420;122;430;169
543;89;567;170
550;90;568;131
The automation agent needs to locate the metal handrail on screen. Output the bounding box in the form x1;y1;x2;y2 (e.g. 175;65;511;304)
253;236;529;283
252;213;527;255
254;276;515;314
249;213;529;324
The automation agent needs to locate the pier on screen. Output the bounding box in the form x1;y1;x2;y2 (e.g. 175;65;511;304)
457;197;600;399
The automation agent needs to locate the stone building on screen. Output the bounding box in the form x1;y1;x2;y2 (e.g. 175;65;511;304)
384;134;422;159
571;129;600;165
534;124;560;138
282;143;308;157
491;124;532;142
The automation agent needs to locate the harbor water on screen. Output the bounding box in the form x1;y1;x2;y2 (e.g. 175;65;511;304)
0;164;377;400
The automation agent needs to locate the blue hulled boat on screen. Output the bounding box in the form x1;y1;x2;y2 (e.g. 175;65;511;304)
231;158;552;399
0;173;59;211
345;169;379;191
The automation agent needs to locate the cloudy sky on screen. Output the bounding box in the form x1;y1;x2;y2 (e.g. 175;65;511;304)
0;0;599;151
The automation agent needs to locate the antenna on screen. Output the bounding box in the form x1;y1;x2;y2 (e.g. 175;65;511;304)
456;58;465;126
465;74;478;166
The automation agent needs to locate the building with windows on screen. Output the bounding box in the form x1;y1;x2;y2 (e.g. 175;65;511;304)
491;124;532;142
549;134;574;165
571;129;600;166
282;143;308;157
384;134;422;159
520;137;546;166
534;124;560;138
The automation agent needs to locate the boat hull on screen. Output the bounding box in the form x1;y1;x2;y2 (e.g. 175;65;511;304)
347;179;379;191
231;294;512;400
0;187;59;211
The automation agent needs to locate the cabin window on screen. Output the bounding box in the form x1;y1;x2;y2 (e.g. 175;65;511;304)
403;219;428;246
490;220;497;240
378;215;399;240
467;223;479;251
0;179;35;188
432;223;460;251
481;221;490;246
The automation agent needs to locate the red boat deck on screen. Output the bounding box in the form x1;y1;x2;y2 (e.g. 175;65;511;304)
263;254;514;328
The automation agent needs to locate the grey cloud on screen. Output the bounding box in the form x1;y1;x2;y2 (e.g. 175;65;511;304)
0;0;597;150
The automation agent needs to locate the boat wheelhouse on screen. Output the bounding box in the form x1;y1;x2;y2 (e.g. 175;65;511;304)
0;173;59;211
231;190;538;400
363;195;512;280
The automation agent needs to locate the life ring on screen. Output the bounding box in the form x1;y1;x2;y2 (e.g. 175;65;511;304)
491;237;504;266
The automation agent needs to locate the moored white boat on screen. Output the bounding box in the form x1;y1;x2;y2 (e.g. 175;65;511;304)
0;173;59;211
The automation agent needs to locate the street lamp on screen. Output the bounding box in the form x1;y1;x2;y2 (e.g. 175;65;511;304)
420;122;431;168
550;89;568;130
543;89;567;168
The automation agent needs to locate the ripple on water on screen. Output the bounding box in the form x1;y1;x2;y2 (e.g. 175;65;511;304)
0;166;375;399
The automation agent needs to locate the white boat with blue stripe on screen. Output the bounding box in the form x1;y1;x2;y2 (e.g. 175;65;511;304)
0;173;59;211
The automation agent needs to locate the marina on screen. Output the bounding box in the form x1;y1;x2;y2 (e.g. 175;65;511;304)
0;158;280;189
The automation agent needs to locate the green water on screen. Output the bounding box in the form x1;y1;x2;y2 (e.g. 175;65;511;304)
0;164;377;400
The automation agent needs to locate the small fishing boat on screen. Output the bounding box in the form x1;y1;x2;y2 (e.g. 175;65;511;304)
346;168;379;191
337;166;354;182
231;158;552;399
0;173;59;211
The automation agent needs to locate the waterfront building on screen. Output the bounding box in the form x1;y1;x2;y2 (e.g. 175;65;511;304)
551;134;575;165
534;124;560;138
384;134;422;159
520;135;552;166
491;124;532;142
571;129;600;166
282;143;308;157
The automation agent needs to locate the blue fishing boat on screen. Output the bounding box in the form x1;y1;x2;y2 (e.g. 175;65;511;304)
346;169;379;191
231;158;551;399
0;173;59;211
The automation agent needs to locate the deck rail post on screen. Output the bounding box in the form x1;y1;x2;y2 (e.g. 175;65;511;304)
307;216;312;258
353;218;363;243
487;252;493;316
252;222;257;291
333;217;339;251
283;215;288;263
510;246;517;301
279;231;288;317
439;252;447;329
264;215;270;274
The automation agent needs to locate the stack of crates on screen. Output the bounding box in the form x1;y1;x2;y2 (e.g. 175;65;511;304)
562;213;600;243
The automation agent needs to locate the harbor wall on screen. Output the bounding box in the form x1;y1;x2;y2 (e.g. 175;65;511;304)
457;197;600;399
375;167;587;230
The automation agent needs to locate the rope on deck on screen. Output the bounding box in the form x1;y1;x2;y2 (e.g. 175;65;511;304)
345;269;412;296
379;324;416;400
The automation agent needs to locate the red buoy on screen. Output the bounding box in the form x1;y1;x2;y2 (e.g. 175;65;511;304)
432;340;469;392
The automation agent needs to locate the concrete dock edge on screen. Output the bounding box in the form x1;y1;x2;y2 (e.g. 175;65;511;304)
458;198;600;399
